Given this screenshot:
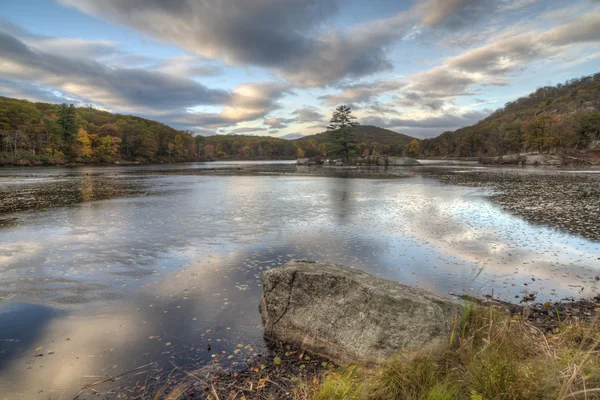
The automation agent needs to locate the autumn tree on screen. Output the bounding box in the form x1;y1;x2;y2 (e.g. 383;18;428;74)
405;139;420;158
523;113;555;153
73;128;92;158
327;105;359;160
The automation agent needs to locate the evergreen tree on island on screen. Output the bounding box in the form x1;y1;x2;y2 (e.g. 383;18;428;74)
327;105;359;161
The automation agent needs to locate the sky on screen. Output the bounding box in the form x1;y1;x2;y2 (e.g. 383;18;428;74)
0;0;599;139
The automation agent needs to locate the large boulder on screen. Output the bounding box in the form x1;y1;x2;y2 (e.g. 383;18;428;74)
387;156;421;166
259;260;460;365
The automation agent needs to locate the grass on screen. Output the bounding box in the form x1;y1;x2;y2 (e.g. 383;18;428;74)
295;304;600;400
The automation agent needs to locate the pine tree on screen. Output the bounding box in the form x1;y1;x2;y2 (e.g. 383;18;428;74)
327;105;359;161
57;103;78;146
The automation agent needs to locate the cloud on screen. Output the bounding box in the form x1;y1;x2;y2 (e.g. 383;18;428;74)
264;117;294;129
0;30;229;115
402;8;600;100
499;0;540;11
0;79;80;104
539;8;600;45
153;55;222;77
410;67;477;97
319;80;406;106
59;0;413;86
291;106;326;124
171;82;291;129
417;0;492;28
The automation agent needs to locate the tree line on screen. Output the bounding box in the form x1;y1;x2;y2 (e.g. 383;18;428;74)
0;97;418;166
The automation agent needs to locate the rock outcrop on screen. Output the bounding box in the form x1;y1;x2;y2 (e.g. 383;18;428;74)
356;155;421;166
260;260;460;365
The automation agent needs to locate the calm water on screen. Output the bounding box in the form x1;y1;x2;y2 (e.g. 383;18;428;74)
1;161;599;399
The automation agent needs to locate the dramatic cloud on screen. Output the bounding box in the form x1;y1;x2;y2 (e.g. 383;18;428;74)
59;0;413;86
319;80;406;106
0;30;229;115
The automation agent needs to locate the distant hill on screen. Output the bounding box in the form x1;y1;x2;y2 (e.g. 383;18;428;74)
280;133;305;140
294;125;418;157
420;72;600;157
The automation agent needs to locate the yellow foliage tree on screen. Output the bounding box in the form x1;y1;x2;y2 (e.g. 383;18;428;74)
406;139;420;158
74;128;92;158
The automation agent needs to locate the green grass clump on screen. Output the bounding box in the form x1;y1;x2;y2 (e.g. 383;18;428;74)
297;304;600;400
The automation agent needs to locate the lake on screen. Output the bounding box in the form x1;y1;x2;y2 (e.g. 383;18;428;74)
0;161;599;399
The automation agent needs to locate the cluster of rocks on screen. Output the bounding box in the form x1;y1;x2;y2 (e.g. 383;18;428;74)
480;153;564;165
296;156;421;167
296;157;328;166
260;260;459;365
356;155;421;166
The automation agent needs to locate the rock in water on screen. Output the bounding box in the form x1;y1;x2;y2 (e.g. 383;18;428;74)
387;156;421;166
260;260;460;365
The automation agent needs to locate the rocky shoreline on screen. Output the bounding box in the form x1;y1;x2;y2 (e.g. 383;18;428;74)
157;294;600;400
151;261;600;399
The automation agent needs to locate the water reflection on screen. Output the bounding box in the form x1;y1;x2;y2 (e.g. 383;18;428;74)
0;164;599;398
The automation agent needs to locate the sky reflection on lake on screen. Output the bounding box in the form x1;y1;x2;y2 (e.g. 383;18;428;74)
0;163;599;399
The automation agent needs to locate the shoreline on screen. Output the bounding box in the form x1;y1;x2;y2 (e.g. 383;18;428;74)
127;295;600;399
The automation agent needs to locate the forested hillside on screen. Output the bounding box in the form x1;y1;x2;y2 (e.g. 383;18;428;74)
294;125;418;158
0;97;204;165
420;73;600;157
0;97;302;165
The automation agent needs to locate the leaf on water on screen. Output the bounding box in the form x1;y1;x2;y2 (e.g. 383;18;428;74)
273;356;281;365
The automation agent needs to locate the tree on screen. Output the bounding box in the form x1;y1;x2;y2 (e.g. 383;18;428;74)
406;139;420;158
326;105;359;160
73;128;92;158
576;112;600;149
57;104;78;146
97;136;121;161
523;113;555;153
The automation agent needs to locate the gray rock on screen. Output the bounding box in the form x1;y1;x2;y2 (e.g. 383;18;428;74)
296;158;310;165
260;260;460;365
480;153;564;165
